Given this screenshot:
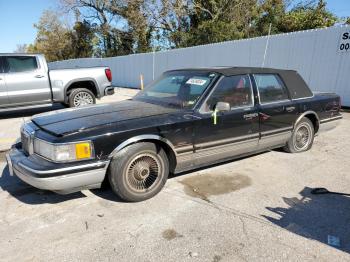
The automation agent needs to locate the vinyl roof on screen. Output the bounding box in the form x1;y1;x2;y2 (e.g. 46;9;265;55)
167;67;296;76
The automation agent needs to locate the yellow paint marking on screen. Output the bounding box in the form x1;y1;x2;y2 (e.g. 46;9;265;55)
0;138;17;143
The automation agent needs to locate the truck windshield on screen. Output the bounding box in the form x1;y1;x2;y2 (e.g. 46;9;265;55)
133;71;218;109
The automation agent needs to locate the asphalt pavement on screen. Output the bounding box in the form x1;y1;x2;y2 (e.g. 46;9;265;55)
0;89;350;261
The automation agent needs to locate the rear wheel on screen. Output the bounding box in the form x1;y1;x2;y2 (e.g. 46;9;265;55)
283;117;314;153
108;142;169;202
68;88;96;107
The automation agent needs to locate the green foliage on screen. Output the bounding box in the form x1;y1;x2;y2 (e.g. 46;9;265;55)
278;0;337;32
25;0;340;59
69;20;96;58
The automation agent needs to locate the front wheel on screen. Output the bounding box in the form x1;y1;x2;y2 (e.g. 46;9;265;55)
108;142;169;202
68;88;96;107
283;117;315;153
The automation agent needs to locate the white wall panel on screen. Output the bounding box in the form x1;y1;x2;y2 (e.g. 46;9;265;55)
49;25;350;106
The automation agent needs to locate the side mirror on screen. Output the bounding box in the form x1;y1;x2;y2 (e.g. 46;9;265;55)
215;102;230;112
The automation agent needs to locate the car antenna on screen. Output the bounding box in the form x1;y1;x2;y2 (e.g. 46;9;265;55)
261;23;272;68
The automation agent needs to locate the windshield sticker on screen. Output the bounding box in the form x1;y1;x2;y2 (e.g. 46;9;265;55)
186;78;207;86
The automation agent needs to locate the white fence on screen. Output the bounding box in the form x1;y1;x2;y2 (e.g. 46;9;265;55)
49;25;350;106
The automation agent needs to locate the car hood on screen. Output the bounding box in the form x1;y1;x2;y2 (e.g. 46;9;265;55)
31;100;178;136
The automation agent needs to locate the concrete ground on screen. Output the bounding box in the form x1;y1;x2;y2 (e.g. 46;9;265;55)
0;89;350;261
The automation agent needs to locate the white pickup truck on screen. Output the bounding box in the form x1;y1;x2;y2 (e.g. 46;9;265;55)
0;54;114;111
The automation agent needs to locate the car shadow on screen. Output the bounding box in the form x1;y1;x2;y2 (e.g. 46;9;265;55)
0;164;86;205
262;186;350;253
0;104;65;119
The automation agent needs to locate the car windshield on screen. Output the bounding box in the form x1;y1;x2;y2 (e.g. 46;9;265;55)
133;71;218;109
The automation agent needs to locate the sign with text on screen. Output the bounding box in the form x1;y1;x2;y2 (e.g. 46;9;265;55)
339;31;350;52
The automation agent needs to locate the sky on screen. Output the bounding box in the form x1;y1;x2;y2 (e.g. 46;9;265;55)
0;0;349;53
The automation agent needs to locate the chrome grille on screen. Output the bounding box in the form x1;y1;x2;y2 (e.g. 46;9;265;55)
21;130;30;155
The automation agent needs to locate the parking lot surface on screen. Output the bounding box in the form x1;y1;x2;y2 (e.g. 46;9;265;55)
0;89;350;261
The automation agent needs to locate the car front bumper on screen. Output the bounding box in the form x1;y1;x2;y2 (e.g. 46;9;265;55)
6;145;110;194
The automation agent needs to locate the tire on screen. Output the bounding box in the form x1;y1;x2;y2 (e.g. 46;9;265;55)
108;142;169;202
283;117;315;153
68;88;96;107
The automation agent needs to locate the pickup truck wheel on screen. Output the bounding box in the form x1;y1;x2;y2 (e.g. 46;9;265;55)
68;88;96;107
108;142;169;202
284;117;314;153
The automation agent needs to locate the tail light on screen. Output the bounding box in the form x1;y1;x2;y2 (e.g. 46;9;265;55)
105;68;112;82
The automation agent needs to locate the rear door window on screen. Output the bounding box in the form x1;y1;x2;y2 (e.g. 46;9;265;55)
254;74;289;104
4;56;38;73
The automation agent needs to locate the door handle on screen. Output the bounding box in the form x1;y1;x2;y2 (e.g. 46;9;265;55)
35;75;45;78
286;106;296;112
243;113;258;120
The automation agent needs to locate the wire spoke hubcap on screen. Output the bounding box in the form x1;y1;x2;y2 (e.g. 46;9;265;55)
74;92;94;107
126;154;161;192
295;125;311;150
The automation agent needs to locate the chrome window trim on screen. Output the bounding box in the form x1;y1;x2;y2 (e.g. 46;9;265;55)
199;74;255;114
252;74;291;105
292;95;315;101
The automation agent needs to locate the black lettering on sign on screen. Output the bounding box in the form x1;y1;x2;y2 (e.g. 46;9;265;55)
340;31;350;52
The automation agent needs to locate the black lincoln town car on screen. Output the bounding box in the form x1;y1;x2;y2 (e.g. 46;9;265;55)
7;67;342;202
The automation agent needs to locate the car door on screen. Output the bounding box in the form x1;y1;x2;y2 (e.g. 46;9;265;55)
4;55;51;106
193;74;260;167
252;73;297;149
0;57;10;107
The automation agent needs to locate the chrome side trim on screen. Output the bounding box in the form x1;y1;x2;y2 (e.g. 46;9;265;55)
18;160;109;175
320;115;342;124
175;145;194;154
109;135;178;158
194;133;259;150
294;111;320;129
258;131;292;148
193;138;258;168
261;126;293;136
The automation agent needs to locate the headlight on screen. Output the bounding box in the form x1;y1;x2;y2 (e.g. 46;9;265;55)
34;139;94;162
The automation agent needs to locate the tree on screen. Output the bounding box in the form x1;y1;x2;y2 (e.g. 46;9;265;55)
186;0;260;46
13;44;28;53
123;0;153;53
28;10;74;62
60;0;135;56
278;0;337;32
29;0;340;59
69;19;96;58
